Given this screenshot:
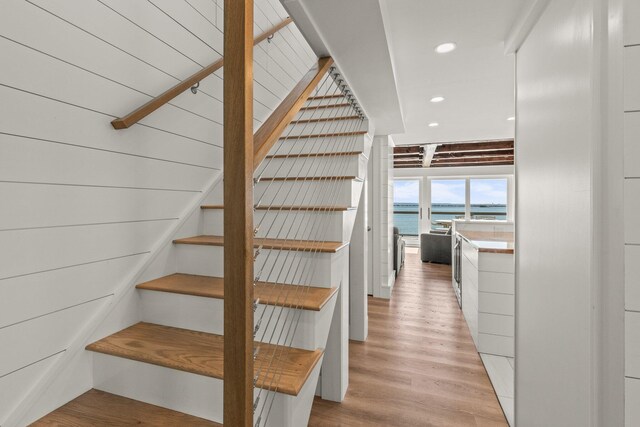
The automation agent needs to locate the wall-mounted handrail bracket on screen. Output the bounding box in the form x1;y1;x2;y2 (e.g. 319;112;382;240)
110;16;293;130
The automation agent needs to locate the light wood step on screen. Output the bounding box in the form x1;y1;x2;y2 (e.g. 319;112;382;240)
291;115;360;124
300;103;350;111
86;322;323;396
266;151;362;159
307;94;344;100
201;205;355;212
173;235;347;253
30;389;220;426
257;176;362;182
136;273;337;311
279;131;366;140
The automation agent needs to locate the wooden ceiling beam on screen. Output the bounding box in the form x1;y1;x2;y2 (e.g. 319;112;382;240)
435;140;514;153
394;164;424;168
430;160;514;167
433;149;514;159
393;146;423;154
431;155;514;164
394;156;424;162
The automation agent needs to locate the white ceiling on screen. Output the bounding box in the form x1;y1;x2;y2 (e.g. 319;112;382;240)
381;0;524;145
283;0;525;144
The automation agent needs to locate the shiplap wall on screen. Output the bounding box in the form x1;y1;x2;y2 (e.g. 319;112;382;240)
0;0;315;424
370;135;394;299
624;0;640;424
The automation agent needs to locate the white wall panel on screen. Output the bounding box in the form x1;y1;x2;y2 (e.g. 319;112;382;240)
624;179;640;244
625;0;640;46
625;312;640;378
0;0;315;423
624;112;640;177
627;378;640;426
625;46;640;112
626;245;640;311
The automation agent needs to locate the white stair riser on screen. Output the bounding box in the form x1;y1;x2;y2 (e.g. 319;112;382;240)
255;179;363;208
138;290;337;351
284;119;367;137
297;105;354;121
272;135;366;155
203;209;356;243
257;154;367;180
175;245;348;288
92;353;322;427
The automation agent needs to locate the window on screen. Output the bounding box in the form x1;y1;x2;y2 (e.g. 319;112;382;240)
470;178;508;220
430;179;465;230
393;180;420;236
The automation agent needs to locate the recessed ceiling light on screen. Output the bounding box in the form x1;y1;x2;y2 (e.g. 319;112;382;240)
430;96;445;103
435;42;457;54
507;116;515;121
428;122;439;127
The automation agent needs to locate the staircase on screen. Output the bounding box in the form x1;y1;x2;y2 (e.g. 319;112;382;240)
32;81;371;426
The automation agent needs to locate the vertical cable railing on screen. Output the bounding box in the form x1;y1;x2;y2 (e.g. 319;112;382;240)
222;2;367;425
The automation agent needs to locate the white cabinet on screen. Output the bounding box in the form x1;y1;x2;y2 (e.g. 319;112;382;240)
459;237;515;357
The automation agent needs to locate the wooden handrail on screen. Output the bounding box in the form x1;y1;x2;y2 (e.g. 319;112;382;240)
110;17;293;130
253;56;334;169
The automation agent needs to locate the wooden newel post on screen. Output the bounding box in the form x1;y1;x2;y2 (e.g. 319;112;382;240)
224;0;254;426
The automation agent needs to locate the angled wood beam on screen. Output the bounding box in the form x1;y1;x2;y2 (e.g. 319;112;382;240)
224;0;254;425
253;57;334;169
111;17;292;130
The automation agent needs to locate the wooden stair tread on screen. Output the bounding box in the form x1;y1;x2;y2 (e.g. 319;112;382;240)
86;323;323;396
291;115;360;124
257;176;362;182
307;94;344;100
280;130;366;140
30;389;220;426
201;205;355;211
173;235;347;253
300;103;350;110
266;151;362;159
137;273;338;311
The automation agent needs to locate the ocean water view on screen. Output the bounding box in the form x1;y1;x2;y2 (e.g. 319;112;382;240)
393;203;507;235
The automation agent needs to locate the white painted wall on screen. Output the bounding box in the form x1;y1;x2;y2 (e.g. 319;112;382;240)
514;0;613;424
0;0;315;424
369;135;394;299
624;0;640;424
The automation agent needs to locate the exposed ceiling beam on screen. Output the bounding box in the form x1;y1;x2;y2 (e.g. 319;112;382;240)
430;160;514;167
393;146;423;154
431;156;514;164
394;164;424;169
436;140;514;153
433;149;514;159
394;157;423;162
423;144;438;168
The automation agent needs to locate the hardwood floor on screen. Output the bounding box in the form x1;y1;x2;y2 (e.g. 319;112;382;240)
308;253;508;426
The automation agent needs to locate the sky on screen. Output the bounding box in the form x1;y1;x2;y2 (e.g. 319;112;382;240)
394;179;507;204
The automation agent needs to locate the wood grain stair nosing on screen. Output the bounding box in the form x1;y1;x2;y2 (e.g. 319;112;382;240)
172;235;347;253
257;176;363;182
307;94;344;100
291;115;360;124
279;131;366;140
201;205;356;212
137;273;338;311
265;151;362;159
86;322;323;396
300;103;350;111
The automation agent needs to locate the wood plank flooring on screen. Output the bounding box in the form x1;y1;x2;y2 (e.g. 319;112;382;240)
308;253;508;426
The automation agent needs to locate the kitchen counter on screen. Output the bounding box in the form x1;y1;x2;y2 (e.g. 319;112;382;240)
457;231;515;254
